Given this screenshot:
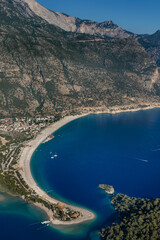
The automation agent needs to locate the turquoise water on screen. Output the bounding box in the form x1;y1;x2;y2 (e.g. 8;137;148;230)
1;109;160;239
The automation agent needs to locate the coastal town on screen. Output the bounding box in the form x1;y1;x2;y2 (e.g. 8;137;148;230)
0;116;56;171
0;116;55;136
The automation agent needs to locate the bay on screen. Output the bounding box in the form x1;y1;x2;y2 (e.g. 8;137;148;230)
1;109;160;239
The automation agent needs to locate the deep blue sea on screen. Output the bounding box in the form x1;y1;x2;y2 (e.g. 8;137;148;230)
1;109;160;240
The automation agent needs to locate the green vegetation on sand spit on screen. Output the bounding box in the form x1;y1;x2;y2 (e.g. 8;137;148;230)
0;170;81;222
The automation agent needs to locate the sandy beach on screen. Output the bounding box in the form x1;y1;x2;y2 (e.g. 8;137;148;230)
18;114;95;225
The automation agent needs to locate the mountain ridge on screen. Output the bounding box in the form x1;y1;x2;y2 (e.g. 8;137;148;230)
0;0;160;117
17;0;133;39
13;0;160;39
18;0;160;66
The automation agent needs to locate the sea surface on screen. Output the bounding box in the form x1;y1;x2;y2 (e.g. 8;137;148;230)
1;109;160;240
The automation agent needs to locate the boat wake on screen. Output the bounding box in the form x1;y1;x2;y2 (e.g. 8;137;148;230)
152;148;160;152
135;158;148;163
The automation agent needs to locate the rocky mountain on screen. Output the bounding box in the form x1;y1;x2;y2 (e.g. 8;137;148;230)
16;0;133;39
0;0;160;117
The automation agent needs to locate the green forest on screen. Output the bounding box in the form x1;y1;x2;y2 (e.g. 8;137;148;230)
101;193;160;240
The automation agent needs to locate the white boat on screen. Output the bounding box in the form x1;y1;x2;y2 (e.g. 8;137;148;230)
41;220;50;224
54;153;58;157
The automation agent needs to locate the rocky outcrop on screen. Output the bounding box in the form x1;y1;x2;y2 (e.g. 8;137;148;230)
99;184;114;194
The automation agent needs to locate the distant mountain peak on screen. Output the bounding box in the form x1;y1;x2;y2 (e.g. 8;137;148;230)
101;20;115;25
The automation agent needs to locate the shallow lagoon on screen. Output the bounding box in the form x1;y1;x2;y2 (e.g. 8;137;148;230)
1;109;160;239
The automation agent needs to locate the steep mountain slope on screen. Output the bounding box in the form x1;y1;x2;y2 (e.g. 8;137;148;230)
137;30;160;67
16;0;160;67
0;0;160;117
22;0;160;68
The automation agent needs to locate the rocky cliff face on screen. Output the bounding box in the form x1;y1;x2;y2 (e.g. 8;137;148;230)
0;0;160;117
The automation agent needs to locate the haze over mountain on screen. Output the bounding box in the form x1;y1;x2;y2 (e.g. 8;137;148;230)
0;0;160;117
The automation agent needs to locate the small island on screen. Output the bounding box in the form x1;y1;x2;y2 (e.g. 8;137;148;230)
99;184;114;194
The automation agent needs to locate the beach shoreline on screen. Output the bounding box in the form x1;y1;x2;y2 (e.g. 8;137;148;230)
18;104;160;225
18;114;96;225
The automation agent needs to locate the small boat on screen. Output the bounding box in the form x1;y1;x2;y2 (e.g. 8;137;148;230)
41;220;50;224
54;153;58;157
51;156;54;159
